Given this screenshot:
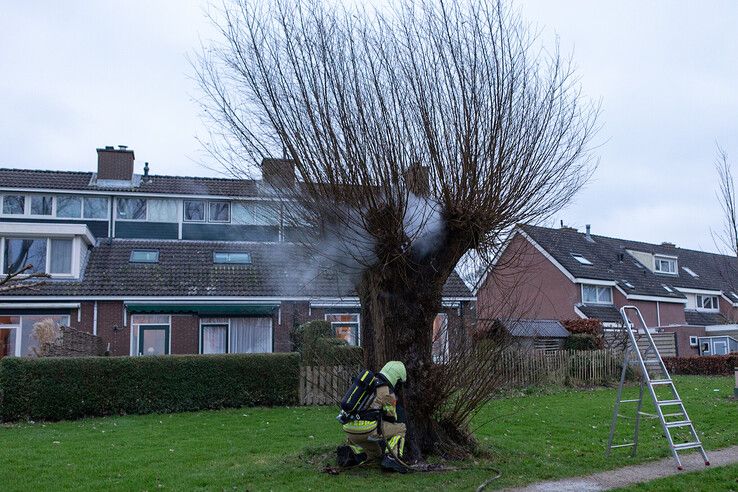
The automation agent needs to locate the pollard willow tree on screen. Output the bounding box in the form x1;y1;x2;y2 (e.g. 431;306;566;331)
198;0;598;459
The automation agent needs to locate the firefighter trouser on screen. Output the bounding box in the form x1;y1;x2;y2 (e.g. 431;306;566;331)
343;420;406;461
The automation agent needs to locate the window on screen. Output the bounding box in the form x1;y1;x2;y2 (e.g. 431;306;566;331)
325;313;360;346
184;200;205;222
3;238;47;274
213;252;251;264
2;238;76;276
83;197;108;219
621;280;635;289
229;317;272;353
689;336;698;347
2;195;25;215
131;315;170;356
147;199;177;222
0;315;69;358
30;195;53;216
571;253;593;265
209;201;230;222
201;323;228;354
682;266;699;278
130;250;159;263
696;295;718;311
232;202;280;226
57;195;82;218
116;198;146;220
582;284;613;304
49;239;73;274
662;284;673;293
654;256;677;274
432;313;449;363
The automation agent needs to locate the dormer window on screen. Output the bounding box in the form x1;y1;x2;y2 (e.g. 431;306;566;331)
571;253;593;265
654;255;677;274
2;237;74;276
582;284;612;304
696;295;718;311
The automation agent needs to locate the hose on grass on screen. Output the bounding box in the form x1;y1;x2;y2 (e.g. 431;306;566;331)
475;466;502;491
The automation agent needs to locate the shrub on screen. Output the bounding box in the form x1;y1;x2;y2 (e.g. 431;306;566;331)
293;320;363;366
564;333;600;351
663;355;738;376
0;353;300;422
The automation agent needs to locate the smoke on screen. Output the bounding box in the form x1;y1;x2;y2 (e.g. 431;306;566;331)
403;193;445;259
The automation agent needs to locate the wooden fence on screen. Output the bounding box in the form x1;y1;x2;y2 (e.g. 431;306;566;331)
299;349;623;405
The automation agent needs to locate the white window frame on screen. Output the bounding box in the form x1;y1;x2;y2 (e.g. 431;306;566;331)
689;336;698;347
696;294;719;312
115;197;148;222
183;200;207;223
325;313;361;346
654;255;678;274
208;201;231;223
581;284;613;305
0;194;110;221
130;314;172;356
0;236;80;278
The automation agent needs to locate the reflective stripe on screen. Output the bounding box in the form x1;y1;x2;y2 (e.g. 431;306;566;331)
342;420;378;434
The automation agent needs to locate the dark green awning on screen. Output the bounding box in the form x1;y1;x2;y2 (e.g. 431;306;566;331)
125;303;278;316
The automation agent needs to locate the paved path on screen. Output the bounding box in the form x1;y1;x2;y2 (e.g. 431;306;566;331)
505;445;738;491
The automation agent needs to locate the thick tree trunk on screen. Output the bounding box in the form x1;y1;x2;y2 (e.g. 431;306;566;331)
358;266;446;460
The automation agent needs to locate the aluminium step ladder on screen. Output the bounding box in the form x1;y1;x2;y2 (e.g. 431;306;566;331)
606;306;710;470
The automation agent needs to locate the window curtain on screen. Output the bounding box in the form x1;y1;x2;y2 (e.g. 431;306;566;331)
232;203;279;225
148;199;177;222
202;325;227;354
50;239;73;274
230;317;271;353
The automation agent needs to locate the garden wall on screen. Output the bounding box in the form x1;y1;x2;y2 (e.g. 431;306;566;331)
0;353;300;422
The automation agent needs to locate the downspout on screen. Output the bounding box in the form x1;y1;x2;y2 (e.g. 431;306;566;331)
656;301;661;327
93;301;98;336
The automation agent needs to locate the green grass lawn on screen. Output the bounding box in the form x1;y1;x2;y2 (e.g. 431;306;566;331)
0;375;735;491
616;463;738;491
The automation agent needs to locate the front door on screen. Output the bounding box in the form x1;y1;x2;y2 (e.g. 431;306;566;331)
138;325;169;355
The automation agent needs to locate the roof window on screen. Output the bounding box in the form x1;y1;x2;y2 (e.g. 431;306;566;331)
682;266;699;278
571;253;593;265
213;252;251;264
661;284;673;293
621;280;634;289
130;250;159;263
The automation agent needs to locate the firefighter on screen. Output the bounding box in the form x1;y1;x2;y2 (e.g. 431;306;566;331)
336;361;409;473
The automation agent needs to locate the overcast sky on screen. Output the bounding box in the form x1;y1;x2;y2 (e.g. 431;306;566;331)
1;1;736;253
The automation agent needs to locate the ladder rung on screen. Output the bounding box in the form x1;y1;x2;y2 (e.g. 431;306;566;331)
663;412;685;418
638;411;658;418
650;379;672;385
657;399;682;406
643;359;662;364
665;420;692;428
610;443;635;448
620;399;640;403
673;442;702;451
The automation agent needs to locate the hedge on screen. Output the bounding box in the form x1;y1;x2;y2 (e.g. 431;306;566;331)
563;333;600;351
0;353;300;422
663;355;738;376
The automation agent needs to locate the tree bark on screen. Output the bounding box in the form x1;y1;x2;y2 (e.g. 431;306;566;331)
358;264;447;460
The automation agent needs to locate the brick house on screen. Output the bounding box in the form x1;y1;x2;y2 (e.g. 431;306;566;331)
0;146;473;358
476;224;738;356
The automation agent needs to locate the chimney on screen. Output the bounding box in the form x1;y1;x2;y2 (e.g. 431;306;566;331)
404;163;430;196
585;224;594;242
97;145;135;181
261;158;295;188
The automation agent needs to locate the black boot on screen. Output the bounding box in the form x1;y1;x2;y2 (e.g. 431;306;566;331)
336;445;367;467
380;453;409;474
